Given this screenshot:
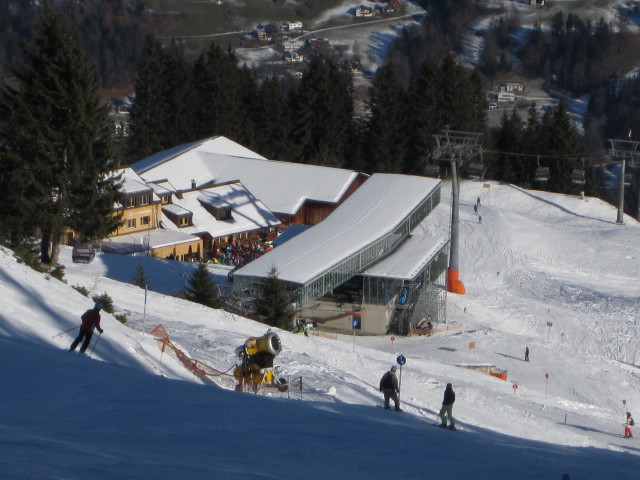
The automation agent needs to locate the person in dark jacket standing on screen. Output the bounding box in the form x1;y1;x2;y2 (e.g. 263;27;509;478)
69;302;104;354
379;366;401;412
524;347;530;362
439;383;456;429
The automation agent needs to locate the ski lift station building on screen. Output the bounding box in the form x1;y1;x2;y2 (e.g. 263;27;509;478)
232;173;450;335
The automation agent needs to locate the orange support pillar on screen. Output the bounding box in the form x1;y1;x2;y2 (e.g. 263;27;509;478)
446;268;466;295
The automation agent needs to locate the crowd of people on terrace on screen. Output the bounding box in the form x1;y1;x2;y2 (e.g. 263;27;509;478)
207;241;271;267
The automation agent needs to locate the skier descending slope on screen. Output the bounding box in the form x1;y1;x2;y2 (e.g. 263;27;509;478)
69;302;104;354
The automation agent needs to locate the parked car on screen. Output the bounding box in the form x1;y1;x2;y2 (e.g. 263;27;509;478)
72;243;96;263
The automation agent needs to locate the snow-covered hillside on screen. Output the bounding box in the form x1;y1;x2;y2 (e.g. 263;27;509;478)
1;180;639;479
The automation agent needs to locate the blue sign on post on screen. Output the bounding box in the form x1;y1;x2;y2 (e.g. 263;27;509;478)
396;354;406;366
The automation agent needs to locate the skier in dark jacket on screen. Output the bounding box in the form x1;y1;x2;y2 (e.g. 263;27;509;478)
69;302;104;354
439;383;456;429
380;366;401;412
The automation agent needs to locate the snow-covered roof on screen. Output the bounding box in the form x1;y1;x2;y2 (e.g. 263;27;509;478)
115;167;154;195
131;137;363;216
160;182;280;238
271;224;312;247
234;174;441;285
362;235;448;280
133;136;267;173
162;204;191;217
147;182;172;196
100;229;199;254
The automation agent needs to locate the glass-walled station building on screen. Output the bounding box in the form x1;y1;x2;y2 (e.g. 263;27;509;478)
232;173;449;335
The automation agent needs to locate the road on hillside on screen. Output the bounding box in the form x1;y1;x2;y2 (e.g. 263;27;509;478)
297;12;426;40
169;12;425;41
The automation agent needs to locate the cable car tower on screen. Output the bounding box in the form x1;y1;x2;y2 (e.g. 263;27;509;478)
433;128;483;295
608;138;640;223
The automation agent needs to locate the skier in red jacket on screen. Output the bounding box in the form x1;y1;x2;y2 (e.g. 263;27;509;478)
69;302;104;354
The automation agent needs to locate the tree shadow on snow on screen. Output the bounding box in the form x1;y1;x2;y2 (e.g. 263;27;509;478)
496;352;524;361
564;422;619;438
505;183;617;224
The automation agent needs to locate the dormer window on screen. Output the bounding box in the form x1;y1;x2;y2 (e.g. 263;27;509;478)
199;197;232;221
162;204;193;228
127;196;136;208
141;194;150;206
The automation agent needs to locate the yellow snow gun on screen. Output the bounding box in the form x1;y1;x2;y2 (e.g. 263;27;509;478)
233;331;288;392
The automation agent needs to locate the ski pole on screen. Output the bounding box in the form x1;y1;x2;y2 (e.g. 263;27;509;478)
90;332;102;357
52;326;77;338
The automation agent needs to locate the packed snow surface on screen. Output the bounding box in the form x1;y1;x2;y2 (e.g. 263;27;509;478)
1;180;639;479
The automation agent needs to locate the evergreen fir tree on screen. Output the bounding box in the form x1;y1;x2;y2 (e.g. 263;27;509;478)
253;267;294;329
0;149;37;245
128;36;196;162
288;56;353;167
546;101;586;194
0;9;122;264
185;262;222;309
491;108;525;184
406;60;440;171
252;77;292;160
465;69;488;133
133;265;150;289
193;43;256;144
364;64;408;174
437;55;468;130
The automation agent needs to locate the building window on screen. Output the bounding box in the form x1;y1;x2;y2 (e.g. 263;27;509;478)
161;195;169;204
141;194;150;206
140;216;151;227
126;218;136;229
127;197;136;208
179;216;189;226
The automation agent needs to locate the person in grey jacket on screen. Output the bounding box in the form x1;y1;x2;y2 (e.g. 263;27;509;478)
379;366;401;412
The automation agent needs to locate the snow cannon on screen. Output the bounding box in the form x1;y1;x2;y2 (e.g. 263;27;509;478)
233;332;288;392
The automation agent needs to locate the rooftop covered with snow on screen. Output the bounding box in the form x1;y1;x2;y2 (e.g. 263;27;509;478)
161;181;280;238
131;136;364;216
233;173;441;286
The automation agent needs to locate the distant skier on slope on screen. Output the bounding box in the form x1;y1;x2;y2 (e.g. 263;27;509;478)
379;366;401;412
624;412;634;438
439;383;456;430
525;347;529;362
69;302;104;354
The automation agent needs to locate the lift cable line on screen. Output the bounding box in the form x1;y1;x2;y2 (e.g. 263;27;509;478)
432;127;484;296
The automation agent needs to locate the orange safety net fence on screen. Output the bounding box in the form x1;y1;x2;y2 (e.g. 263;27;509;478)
149;324;236;389
148;324;303;394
